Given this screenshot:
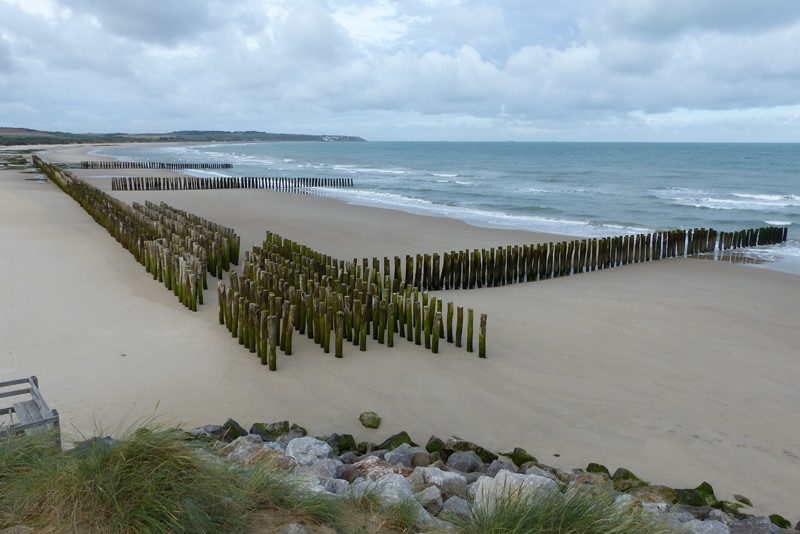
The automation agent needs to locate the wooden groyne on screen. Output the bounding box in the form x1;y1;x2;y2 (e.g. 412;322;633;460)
33;156;240;311
111;176;354;191
216;231;489;369
80;161;232;170
348;227;789;293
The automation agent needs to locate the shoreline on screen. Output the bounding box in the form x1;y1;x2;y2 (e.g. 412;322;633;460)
2;143;799;521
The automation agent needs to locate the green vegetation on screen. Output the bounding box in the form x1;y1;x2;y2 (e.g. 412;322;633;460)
0;426;342;533
0;127;366;146
455;486;674;534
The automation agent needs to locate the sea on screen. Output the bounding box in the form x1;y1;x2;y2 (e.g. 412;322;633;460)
92;142;800;276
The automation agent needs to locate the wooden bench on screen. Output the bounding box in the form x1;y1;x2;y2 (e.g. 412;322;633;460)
0;376;61;447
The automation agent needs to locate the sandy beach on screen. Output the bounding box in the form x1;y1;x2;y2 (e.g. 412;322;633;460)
2;144;798;520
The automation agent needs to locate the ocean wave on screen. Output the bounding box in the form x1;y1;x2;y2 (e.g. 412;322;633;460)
653;188;800;211
332;164;407;175
432;173;458;178
765;220;792;226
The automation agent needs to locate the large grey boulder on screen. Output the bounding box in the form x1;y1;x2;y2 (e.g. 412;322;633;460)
285;437;333;466
446;450;483;473
440;496;471;520
469;470;558;513
408;466;468;499
384;443;427;468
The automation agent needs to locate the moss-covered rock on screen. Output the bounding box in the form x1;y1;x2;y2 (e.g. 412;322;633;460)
769;514;791;529
611;467;649;492
693;481;718;507
249;420;291;441
221;418;248;442
426;436;445;453
586;462;610;476
500;447;538;468
733;494;752;507
378;431;417;451
629;485;679;504
358;411;381;429
717;500;744;515
320;433;357;455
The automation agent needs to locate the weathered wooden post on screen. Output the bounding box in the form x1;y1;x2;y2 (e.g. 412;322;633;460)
446;301;454;343
268;316;277;371
335;310;344;358
285;304;296;356
432;311;441;354
479;314;487;358
387;303;394;348
467;308;474;353
360;303;368;351
455;306;463;348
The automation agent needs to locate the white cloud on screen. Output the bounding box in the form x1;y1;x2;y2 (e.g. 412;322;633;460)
1;0;800;140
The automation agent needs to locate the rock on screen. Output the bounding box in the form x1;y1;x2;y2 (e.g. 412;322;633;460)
501;446;537;467
319;433;357;455
280;523;308;534
426;435;445;453
378;431;417;451
485;459;515;477
214;434;265;465
408;466;468;499
222;418;248;442
339;465;365;484
768;515;791;529
642;502;670;514
695;482;720;507
440;496;471;520
470;470;558;513
729;516;774;534
249;420;290;441
384;443;426;468
524;466;559;483
285;437;333;466
611;467;649;492
359;411;381;429
411;451;432;468
718;501;745;515
418;485;443;514
295;458;344;480
733;495;753;507
677;489;710;508
681;519;730;534
586;462;611;476
352;473;413;502
185;424;225;440
356;441;375;455
630;484;679;504
570;471;613;489
319;477;350;496
275;429;307;449
443;437;498;464
708;509;735;525
352;455;410;480
339;451;359;464
446;450;483;473
674;505;715;521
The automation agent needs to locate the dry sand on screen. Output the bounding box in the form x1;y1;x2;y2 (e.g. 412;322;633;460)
2;144;799;520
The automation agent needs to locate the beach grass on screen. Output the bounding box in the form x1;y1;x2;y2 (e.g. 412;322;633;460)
454;485;674;534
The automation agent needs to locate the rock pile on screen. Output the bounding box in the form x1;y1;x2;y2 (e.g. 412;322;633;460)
188;420;799;533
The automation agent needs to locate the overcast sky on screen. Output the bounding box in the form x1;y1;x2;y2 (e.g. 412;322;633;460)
2;0;800;141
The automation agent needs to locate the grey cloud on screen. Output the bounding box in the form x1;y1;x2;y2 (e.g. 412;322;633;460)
601;0;800;38
60;0;212;45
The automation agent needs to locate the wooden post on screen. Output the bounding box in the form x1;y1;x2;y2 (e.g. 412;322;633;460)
455;306;463;348
359;303;367;351
268;316;277;371
352;297;361;346
387;303;394;348
446;301;454;343
466;308;474;352
432;311;441;354
335;310;344;358
479;314;487;358
414;301;422;346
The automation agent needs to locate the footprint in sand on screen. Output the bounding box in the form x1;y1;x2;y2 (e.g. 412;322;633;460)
783;449;798;459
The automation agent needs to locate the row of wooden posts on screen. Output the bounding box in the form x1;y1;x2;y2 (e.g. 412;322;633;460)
342;226;788;293
33;157;241;311
217;231;488;369
133;202;240;310
111;176;354;191
80;161;232;170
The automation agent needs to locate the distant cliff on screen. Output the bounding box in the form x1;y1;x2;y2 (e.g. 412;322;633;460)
0;128;366;146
